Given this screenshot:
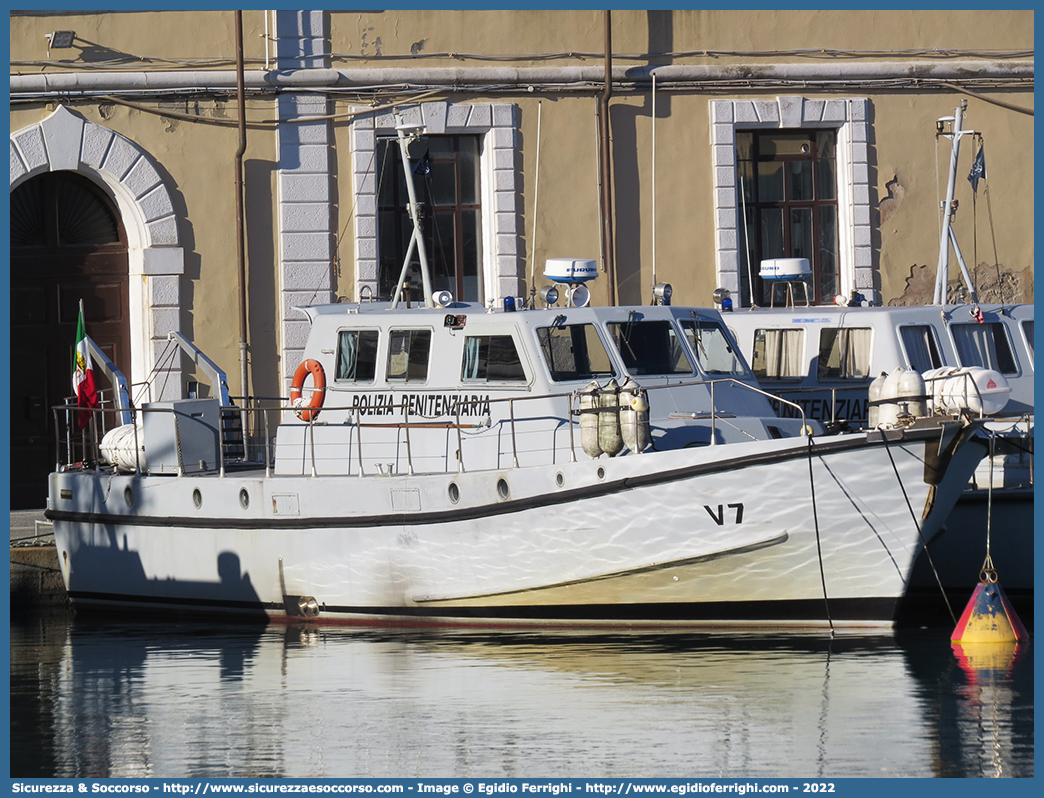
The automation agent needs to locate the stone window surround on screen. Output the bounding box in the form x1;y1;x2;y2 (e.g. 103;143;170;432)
349;101;520;307
9;105;185;402
710;96;873;306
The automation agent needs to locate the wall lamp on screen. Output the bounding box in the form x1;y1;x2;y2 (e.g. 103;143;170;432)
45;30;76;55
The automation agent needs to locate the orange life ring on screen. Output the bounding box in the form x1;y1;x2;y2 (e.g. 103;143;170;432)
290;359;326;421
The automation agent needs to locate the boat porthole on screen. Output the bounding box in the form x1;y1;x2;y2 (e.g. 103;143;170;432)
123;486;134;507
192;488;202;509
555;472;564;487
239;488;250;509
596;466;606;481
448;482;460;504
496;478;510;500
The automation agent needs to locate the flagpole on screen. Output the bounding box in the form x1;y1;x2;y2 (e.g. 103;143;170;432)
74;298;100;440
77;299;89;464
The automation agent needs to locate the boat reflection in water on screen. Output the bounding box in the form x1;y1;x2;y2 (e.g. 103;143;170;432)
948;640;1032;778
10;618;1033;779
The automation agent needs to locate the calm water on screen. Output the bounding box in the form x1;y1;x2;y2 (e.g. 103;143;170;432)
9;612;1033;779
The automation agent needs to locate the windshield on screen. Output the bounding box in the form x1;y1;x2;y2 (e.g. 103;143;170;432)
680;319;749;377
606;319;693;376
537;323;616;382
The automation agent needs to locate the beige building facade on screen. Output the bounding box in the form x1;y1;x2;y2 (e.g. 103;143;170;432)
8;9;1034;506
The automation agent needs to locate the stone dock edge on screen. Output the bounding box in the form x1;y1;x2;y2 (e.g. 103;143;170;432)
10;509;69;609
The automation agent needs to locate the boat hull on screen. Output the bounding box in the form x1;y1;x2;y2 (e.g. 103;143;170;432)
47;424;986;629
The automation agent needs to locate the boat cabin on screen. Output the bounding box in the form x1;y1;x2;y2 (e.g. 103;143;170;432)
271;302;811;477
723;303;1033;426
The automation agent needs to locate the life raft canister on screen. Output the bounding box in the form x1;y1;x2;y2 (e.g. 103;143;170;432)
290;359;326;421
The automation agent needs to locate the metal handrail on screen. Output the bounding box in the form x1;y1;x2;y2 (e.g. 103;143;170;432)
283;375;809;475
762;369;1005;426
52;376;814;478
49;367;1033;486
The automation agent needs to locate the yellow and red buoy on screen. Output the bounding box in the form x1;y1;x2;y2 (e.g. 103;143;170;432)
951;577;1028;644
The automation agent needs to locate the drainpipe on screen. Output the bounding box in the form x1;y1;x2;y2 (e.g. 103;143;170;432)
599;10;616;306
10;62;1033;95
234;10;249;399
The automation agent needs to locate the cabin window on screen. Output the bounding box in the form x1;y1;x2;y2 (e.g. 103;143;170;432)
387;329;432;382
817;328;872;380
461;335;526;382
951;322;1018;374
1021;320;1033;366
751;328;805;380
376;135;483;303
537;324;615;382
335;330;380;382
899;325;944;372
680;319;748;377
606;320;693;375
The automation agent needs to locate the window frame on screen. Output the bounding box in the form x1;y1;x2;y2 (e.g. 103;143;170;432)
605;319;695;377
349;102;520;308
536;322;617;383
375;134;483;303
386;328;433;383
750;327;807;382
816;327;874;381
460;333;529;384
949;321;1020;376
679;318;752;378
334;328;381;383
710;97;871;308
897;324;945;373
1020;319;1034;368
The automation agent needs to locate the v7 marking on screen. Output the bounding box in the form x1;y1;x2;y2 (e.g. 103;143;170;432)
704;503;744;525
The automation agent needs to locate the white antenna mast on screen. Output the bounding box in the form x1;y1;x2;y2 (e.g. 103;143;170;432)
651;72;657;297
390;114;434;308
933;101;979;305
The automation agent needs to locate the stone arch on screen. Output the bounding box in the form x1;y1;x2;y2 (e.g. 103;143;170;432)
10;105;185;400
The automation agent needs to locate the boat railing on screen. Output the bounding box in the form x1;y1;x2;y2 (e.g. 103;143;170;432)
54;376;809;478
297;376;810;472
51;395;284;479
765;368;1023;428
51;389;124;470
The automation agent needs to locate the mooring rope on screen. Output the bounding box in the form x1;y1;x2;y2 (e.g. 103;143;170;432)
806;435;834;636
979;431;998;584
882;437;957;625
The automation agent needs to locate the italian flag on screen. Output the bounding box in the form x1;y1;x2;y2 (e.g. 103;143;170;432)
73;300;99;429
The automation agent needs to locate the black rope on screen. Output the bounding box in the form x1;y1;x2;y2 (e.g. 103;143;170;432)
984;183;1007;303
980;431;998;583
882;437;957;625
806;434;834;636
133;339;181;407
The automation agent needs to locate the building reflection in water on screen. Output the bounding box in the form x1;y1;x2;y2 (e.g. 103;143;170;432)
9;616;1034;778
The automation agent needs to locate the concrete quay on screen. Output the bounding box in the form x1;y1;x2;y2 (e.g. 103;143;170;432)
10;509;68;609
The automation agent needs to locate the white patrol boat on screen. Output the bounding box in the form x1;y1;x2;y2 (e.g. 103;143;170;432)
723;300;1033;600
46;271;990;628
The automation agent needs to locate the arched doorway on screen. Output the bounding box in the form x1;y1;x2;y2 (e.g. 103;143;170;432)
10;170;130;509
